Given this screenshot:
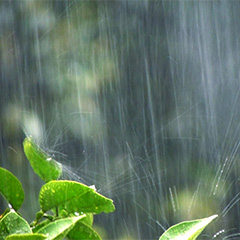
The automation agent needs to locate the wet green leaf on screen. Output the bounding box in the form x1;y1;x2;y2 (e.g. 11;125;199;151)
36;216;85;240
67;221;101;240
159;214;218;240
6;233;47;240
0;211;31;240
0;208;10;220
0;167;24;211
23;137;62;182
39;180;115;215
81;213;94;226
57;210;93;226
32;219;51;233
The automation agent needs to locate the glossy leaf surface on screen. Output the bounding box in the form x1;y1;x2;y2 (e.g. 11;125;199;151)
39;180;115;214
23;137;62;182
36;216;85;240
67;221;101;240
0;167;24;211
5;233;47;240
32;219;51;233
0;211;31;240
159;215;218;240
82;213;94;226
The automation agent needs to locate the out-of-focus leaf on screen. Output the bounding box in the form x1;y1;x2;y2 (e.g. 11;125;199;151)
23;137;62;182
0;167;24;211
67;221;101;240
0;211;31;240
159;214;218;240
36;216;85;240
6;233;47;240
39;180;115;215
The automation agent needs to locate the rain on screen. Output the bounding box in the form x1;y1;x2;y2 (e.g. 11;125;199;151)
1;0;240;239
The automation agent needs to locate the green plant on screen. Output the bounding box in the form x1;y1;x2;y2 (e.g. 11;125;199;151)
159;214;218;240
0;137;115;240
0;137;218;240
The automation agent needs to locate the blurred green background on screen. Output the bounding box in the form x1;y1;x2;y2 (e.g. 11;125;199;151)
1;1;240;239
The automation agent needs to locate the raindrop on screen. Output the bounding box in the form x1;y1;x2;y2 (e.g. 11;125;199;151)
74;212;79;216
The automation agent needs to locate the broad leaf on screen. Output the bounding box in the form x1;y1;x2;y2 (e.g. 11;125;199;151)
39;180;115;214
159;214;218;240
0;211;31;240
67;221;101;240
6;233;47;240
23;137;62;182
0;167;24;211
36;216;85;240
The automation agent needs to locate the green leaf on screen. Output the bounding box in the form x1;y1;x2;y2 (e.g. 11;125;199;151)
36;216;85;240
67;221;101;240
39;180;115;215
23;137;62;182
57;211;93;226
0;211;31;240
32;219;51;233
0;167;24;211
6;233;47;240
159;214;218;240
81;213;94;226
0;208;10;220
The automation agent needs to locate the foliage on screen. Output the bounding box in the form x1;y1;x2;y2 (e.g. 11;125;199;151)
0;137;115;240
0;1;230;238
0;136;218;239
0;137;217;240
23;137;62;182
159;215;218;240
0;168;24;211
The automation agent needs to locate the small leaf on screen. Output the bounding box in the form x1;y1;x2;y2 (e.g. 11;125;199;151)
159;214;218;240
67;221;101;240
32;219;51;233
0;211;31;240
39;180;115;215
36;216;85;240
23;137;62;182
6;233;47;240
31;210;44;227
0;167;24;211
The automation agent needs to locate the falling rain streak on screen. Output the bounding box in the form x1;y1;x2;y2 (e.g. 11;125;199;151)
2;1;240;239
